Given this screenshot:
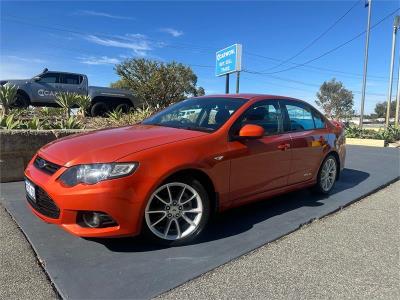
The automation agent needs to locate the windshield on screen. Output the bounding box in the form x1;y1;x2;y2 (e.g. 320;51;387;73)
142;97;247;132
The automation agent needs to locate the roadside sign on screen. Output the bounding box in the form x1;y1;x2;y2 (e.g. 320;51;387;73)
215;44;242;77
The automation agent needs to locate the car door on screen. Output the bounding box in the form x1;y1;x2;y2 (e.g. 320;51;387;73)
281;100;327;185
228;100;292;204
30;72;60;103
59;73;86;96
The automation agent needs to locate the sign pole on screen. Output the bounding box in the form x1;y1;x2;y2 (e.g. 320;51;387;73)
359;0;372;129
395;50;400;127
236;71;240;94
225;74;230;94
385;16;399;128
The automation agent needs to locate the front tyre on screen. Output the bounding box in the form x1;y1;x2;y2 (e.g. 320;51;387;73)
313;154;338;194
143;177;210;246
12;93;29;108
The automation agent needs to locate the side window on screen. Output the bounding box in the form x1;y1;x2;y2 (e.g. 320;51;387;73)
62;74;81;85
313;110;326;129
284;102;315;131
234;101;283;136
38;73;59;84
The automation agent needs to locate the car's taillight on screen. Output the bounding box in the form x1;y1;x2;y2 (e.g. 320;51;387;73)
330;120;344;134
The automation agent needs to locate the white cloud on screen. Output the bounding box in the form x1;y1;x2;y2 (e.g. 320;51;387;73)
78;56;120;65
159;27;184;37
84;34;152;56
75;10;134;20
6;55;46;64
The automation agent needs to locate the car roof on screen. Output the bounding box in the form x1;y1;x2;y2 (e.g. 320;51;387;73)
45;71;85;76
196;94;301;101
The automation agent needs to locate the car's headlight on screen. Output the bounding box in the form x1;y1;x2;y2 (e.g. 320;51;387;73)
59;163;138;186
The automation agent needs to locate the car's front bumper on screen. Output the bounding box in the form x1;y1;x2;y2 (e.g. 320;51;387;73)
24;156;144;238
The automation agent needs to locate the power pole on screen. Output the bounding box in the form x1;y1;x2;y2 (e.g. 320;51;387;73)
360;0;373;129
385;16;400;128
395;53;400;127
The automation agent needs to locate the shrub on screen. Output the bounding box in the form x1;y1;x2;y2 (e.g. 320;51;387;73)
0;84;17;116
55;92;79;118
75;95;91;117
107;108;125;121
0;114;22;129
374;126;400;143
22;117;48;130
345;125;400;144
345;126;364;138
40;107;63;118
133;105;157;122
51;116;83;130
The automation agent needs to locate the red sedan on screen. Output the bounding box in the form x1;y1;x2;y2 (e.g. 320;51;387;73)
24;94;346;245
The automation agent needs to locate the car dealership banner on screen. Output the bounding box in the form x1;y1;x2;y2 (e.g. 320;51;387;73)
215;44;242;77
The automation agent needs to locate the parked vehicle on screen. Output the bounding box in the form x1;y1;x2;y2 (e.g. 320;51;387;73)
24;94;346;245
0;69;138;116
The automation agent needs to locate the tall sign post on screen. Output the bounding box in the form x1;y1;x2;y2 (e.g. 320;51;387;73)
359;0;373;129
395;54;400;127
215;44;242;94
385;16;399;128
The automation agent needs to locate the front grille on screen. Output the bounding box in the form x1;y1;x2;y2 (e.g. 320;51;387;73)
33;156;61;175
26;184;60;219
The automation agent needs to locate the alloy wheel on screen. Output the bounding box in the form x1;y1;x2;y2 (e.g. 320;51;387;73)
145;182;203;241
320;157;337;192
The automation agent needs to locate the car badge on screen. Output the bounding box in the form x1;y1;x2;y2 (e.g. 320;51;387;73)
37;158;47;168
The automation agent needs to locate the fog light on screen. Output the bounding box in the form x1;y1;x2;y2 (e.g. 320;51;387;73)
79;212;117;228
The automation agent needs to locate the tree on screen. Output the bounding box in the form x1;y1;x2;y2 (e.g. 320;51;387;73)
196;86;205;97
112;58;205;107
316;78;354;119
374;100;396;118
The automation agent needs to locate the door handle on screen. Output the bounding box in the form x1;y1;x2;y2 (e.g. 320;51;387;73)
277;143;290;151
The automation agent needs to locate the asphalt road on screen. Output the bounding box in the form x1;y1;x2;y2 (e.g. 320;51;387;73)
159;181;400;300
0;145;398;299
0;205;57;299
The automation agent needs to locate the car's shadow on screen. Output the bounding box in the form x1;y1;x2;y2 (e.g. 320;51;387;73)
91;168;369;252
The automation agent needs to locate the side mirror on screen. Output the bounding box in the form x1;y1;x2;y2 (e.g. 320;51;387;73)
33;76;41;82
238;124;265;139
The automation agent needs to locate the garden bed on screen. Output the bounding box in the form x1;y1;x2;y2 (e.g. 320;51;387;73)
345;125;400;146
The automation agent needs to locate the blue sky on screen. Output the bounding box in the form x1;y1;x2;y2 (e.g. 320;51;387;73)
1;0;399;114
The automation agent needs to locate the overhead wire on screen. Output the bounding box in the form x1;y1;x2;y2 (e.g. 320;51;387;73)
264;0;363;71
253;7;400;75
2;14;390;80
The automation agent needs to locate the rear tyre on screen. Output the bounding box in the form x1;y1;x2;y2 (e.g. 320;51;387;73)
12;93;29;108
143;177;210;246
313;154;338;194
115;103;132;114
90;102;108;117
